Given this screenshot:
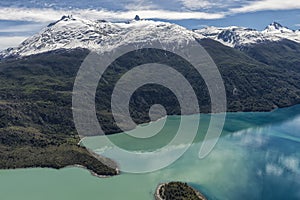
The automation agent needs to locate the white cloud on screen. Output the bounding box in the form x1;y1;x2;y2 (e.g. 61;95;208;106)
125;10;225;20
124;0;158;10
230;0;300;13
0;36;27;49
179;0;215;10
0;8;63;22
0;23;45;33
0;7;225;22
0;1;299;23
80;9;225;20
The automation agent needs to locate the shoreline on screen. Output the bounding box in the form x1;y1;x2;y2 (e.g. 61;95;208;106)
91;103;300;137
66;164;120;178
0;165;120;179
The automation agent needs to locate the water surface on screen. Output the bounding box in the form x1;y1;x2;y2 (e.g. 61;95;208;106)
1;105;300;200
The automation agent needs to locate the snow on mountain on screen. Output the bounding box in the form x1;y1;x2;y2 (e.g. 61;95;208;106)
263;22;293;33
262;22;300;43
1;17;300;58
194;22;300;48
0;15;201;58
194;26;265;48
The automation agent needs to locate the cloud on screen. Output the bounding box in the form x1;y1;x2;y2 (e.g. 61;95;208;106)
0;7;225;22
0;23;44;33
230;0;300;13
179;0;215;10
124;0;159;10
0;7;63;22
0;0;299;23
0;36;27;49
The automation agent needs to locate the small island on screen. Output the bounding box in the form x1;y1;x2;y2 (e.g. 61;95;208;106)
155;182;207;200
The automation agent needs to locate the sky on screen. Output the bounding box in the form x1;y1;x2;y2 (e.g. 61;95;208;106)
0;0;299;50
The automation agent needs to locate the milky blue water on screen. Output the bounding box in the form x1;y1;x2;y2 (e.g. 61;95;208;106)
1;105;300;200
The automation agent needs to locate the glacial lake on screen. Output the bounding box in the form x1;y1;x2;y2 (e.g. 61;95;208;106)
1;105;300;200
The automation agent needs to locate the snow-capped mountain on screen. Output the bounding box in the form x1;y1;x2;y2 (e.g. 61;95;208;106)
194;22;300;48
1;16;300;58
0;15;200;58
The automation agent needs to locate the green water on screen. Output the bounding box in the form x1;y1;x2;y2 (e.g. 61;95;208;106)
1;105;300;200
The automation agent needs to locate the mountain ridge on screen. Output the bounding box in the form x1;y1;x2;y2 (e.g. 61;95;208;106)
195;22;300;48
0;15;199;58
1;16;300;58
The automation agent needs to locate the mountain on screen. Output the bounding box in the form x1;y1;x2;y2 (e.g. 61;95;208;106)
1;17;299;57
0;17;300;173
0;15;199;58
194;22;300;48
0;16;300;126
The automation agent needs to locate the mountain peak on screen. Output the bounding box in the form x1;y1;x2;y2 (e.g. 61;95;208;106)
134;15;141;21
47;15;76;27
268;22;284;29
263;22;292;33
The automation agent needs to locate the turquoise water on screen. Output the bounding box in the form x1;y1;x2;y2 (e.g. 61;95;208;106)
1;105;300;199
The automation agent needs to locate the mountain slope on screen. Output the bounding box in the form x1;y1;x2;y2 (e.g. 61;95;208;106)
1;39;299;135
240;39;300;73
0;48;119;176
199;39;300;111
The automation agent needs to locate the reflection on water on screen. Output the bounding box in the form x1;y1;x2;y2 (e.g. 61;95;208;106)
1;105;300;200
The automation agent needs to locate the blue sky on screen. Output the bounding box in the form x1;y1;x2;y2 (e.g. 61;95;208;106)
0;0;299;49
